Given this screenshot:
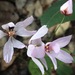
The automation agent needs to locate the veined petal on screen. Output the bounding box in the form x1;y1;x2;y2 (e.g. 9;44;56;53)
3;37;14;63
29;25;48;42
16;16;34;28
32;57;44;75
46;52;57;70
52;35;72;48
2;22;15;30
16;28;36;37
50;42;60;53
40;58;48;70
31;43;45;58
56;50;73;63
27;45;35;57
12;37;25;49
0;30;7;39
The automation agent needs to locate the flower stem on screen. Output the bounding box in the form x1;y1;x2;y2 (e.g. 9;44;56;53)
50;16;65;41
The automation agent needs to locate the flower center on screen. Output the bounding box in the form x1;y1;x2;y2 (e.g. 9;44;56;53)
8;31;15;37
45;44;53;52
7;27;15;37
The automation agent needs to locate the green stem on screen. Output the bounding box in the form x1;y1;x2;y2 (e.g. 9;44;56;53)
54;16;65;33
50;16;65;40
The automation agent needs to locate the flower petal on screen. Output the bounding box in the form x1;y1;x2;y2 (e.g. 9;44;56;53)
52;35;72;48
12;37;25;49
32;57;44;75
40;58;48;70
50;42;60;53
27;42;45;58
0;30;7;39
16;16;34;28
2;22;15;30
56;50;73;63
29;25;48;42
27;45;35;57
31;43;45;58
16;28;36;37
3;38;14;63
46;52;57;70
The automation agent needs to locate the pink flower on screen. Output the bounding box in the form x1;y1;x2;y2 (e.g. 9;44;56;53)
45;35;73;69
27;29;73;74
0;16;36;63
60;0;73;15
27;25;48;75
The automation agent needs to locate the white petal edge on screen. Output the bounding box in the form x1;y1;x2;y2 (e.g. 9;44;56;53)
27;45;35;57
3;38;14;63
52;35;72;48
12;37;25;49
0;30;7;39
40;58;48;70
46;52;57;70
32;57;44;75
29;25;48;42
16;16;34;28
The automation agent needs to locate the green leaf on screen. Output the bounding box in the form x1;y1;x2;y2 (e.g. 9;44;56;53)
40;0;75;28
57;61;73;75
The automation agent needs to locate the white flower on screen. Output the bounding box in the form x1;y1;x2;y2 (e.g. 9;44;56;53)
0;16;36;63
27;25;48;75
60;0;73;15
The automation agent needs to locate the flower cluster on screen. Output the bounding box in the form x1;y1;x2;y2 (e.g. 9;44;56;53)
0;0;73;74
27;25;73;74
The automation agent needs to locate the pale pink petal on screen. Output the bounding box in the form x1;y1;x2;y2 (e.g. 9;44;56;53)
68;0;73;14
32;57;44;75
31;43;45;58
56;50;73;63
3;37;14;63
40;58;48;70
16;28;36;37
16;16;34;28
12;37;25;49
27;45;35;57
60;0;73;15
52;35;72;48
29;25;48;42
46;52;57;70
50;42;60;53
0;30;7;39
2;22;15;30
